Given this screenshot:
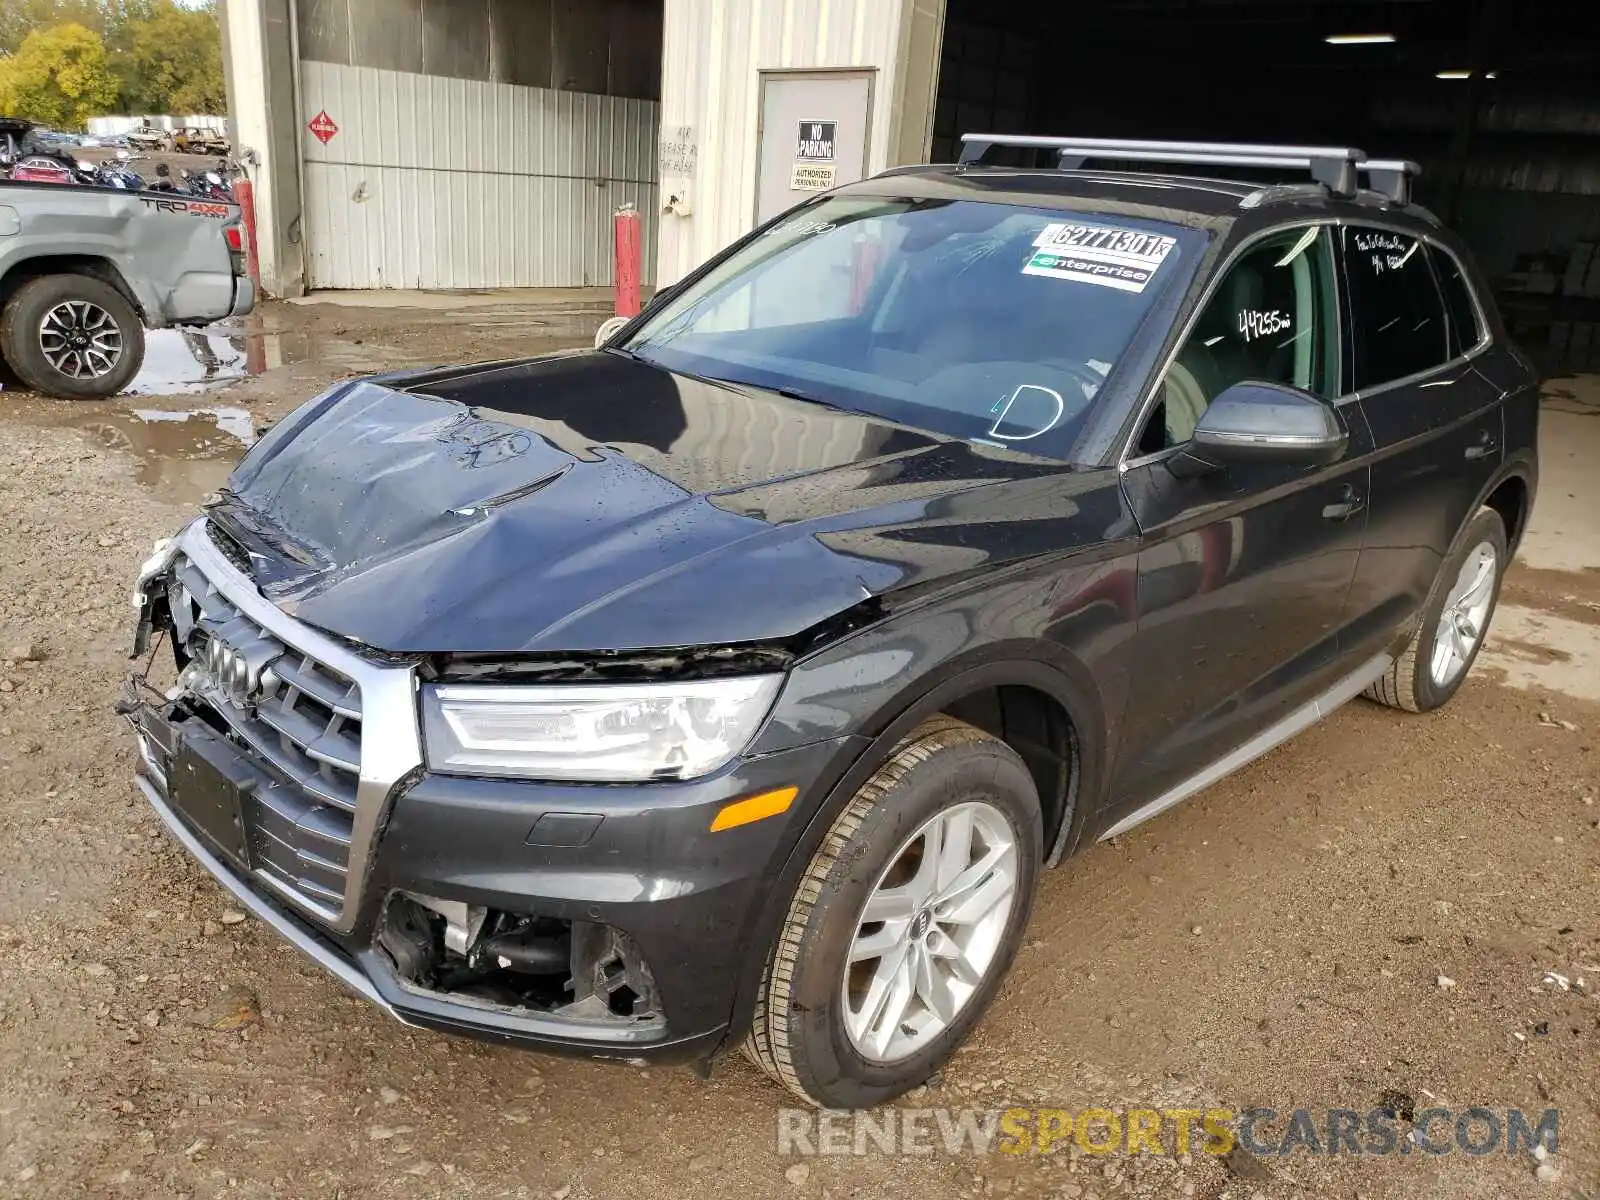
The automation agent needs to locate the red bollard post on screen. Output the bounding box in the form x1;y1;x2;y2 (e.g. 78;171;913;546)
232;177;263;293
614;204;642;318
850;231;882;315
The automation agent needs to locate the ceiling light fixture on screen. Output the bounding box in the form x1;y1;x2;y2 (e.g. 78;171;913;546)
1325;33;1397;45
1436;70;1497;79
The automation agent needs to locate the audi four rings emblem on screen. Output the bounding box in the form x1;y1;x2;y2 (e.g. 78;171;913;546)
203;633;279;707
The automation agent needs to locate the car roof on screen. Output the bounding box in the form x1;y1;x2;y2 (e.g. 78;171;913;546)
844;162;1450;239
846;163;1254;226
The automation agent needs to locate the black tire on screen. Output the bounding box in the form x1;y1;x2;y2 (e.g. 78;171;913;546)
0;273;145;399
1365;506;1508;713
752;715;1042;1109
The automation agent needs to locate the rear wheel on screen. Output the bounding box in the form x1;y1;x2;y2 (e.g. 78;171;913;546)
0;273;145;399
750;715;1042;1109
1365;506;1508;712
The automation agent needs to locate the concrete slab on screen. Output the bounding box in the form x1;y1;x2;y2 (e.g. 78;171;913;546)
1479;377;1600;700
1479;605;1600;701
287;286;616;312
1517;375;1600;574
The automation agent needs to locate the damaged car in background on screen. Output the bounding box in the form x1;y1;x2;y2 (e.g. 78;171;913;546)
1;119;254;398
124;135;1537;1109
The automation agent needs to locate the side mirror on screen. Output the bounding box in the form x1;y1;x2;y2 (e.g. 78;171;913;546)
593;283;679;348
593;314;631;349
1169;380;1347;479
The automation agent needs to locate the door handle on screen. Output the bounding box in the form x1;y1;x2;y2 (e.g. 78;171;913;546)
1464;434;1499;461
1321;485;1365;521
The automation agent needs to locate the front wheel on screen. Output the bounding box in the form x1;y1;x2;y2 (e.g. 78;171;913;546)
1366;506;1508;712
0;273;146;399
748;715;1042;1109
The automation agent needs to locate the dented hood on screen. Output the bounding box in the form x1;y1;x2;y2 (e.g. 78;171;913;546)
219;350;1077;655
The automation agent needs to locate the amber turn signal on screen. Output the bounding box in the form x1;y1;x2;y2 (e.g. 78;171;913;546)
709;786;799;832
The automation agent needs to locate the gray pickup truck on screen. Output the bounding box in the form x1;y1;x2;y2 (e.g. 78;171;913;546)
0;160;254;398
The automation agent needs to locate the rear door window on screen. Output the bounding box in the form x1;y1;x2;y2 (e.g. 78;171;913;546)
1430;245;1485;358
1342;226;1450;390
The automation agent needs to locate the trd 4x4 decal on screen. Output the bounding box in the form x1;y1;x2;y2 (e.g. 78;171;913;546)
138;197;231;219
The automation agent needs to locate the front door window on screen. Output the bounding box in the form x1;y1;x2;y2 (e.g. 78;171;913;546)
1141;225;1339;452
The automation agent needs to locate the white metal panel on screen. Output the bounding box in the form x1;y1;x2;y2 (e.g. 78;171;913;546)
86;115;230;136
300;60;658;289
657;0;910;284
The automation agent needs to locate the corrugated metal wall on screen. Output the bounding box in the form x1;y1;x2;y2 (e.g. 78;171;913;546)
86;115;230;137
297;0;662;99
656;0;914;284
300;61;658;289
295;0;660;290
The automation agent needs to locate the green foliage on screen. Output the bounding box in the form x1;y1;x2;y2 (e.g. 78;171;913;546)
0;22;121;127
117;2;225;114
0;0;222;123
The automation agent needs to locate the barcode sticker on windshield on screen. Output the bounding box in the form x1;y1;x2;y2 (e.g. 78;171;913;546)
1022;223;1177;292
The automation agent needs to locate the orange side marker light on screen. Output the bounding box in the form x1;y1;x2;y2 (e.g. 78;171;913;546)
709;786;799;832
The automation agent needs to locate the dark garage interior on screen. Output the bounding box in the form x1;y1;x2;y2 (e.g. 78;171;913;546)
932;0;1600;375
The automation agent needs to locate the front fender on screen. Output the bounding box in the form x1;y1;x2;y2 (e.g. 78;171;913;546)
718;569;1136;1056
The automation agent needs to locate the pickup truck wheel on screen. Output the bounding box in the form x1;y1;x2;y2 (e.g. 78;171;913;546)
0;274;145;399
1365;506;1508;713
754;715;1041;1108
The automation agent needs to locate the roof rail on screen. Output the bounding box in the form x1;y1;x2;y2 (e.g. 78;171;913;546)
956;133;1370;197
1240;160;1425;212
1361;158;1421;205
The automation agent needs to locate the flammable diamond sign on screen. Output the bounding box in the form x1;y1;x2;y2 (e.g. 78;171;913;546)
308;111;339;144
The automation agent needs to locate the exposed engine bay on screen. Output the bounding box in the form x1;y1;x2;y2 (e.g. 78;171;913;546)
377;894;662;1024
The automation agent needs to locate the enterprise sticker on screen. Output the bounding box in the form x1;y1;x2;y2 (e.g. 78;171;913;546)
1022;222;1176;292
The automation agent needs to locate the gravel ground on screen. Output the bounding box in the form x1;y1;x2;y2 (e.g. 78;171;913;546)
0;302;1595;1199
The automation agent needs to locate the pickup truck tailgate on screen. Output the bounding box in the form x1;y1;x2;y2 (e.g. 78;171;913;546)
0;183;253;326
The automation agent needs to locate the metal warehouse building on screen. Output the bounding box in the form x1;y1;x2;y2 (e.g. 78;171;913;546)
225;0;1600;370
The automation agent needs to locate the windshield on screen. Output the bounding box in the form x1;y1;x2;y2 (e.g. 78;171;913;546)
621;195;1203;460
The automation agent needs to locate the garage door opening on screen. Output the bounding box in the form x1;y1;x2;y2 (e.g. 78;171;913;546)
294;0;663;290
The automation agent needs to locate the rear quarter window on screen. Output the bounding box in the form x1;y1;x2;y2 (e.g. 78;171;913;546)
1342;226;1450;390
1430;245;1486;358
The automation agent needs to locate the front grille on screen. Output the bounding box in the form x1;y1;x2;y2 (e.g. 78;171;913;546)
206;521;254;575
168;549;362;918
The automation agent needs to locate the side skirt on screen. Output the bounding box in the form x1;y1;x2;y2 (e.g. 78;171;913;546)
1097;652;1395;842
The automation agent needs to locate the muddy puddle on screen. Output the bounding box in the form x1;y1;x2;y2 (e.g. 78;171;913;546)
9;400;258;507
117;324;400;394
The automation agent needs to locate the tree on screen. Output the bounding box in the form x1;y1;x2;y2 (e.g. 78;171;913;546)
0;2;221;119
0;22;120;127
118;1;224;114
1;2;106;55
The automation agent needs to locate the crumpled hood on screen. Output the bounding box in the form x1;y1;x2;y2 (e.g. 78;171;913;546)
219;351;1080;654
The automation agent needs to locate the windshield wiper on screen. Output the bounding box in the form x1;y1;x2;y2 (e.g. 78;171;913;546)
604;345;666;371
608;350;853;417
768;383;826;404
710;375;862;416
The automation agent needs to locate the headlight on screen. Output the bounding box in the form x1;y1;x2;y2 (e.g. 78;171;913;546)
420;676;783;782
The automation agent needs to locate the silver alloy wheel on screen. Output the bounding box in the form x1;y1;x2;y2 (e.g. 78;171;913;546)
842;800;1019;1063
1430;540;1498;688
39;300;123;379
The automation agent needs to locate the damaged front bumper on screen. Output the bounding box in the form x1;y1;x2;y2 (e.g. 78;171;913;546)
124;520;856;1063
127;676;851;1061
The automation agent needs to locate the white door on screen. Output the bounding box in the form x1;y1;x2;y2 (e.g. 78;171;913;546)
755;71;874;225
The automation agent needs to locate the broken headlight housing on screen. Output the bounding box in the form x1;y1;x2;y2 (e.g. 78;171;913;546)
420;676;783;782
